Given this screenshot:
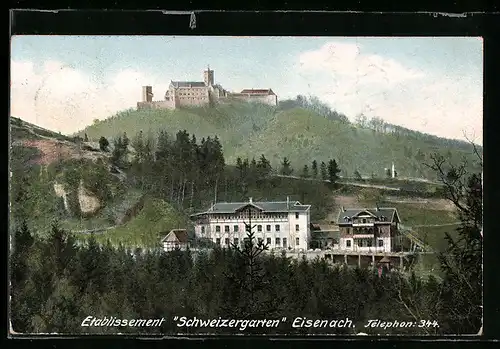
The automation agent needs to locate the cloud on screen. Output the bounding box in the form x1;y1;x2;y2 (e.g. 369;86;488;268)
293;42;482;144
10;60;168;134
298;42;424;87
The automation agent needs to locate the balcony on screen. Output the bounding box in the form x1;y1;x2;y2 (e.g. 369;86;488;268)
352;234;375;239
352;223;375;227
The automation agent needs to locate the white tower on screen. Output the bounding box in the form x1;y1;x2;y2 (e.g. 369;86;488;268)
391;162;395;178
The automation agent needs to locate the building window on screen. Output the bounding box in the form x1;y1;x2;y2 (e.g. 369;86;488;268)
216;238;221;245
234;238;239;245
215;225;221;233
266;237;271;245
225;225;230;233
295;237;300;246
378;239;384;247
295;224;300;232
346;240;351;247
275;237;281;246
283;238;287;248
363;218;367;223
258;238;263;245
266;224;271;232
243;238;250;247
367;239;372;247
257;225;262;232
201;226;205;234
234;225;239;232
295;212;299;219
275;225;280;232
225;238;229;246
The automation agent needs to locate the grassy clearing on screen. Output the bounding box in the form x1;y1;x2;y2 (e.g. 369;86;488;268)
387;202;457;226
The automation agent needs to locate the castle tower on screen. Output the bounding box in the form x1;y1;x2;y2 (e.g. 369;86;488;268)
142;86;153;102
203;65;214;86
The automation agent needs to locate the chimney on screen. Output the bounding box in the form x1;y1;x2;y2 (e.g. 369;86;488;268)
249;197;253;204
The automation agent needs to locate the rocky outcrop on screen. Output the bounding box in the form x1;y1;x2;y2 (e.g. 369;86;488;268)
53;180;102;215
53;182;69;212
78;180;101;214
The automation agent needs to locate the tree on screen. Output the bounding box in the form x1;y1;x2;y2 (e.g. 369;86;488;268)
99;136;109;152
327;159;341;185
280;157;293;176
418;152;483;334
385;168;392;178
222;207;283;320
257;154;272;179
320;161;327;181
84;133;89;142
311;160;318;178
301;164;310;178
355;114;368;128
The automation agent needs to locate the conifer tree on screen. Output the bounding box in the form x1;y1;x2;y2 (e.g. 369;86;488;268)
327;159;341;185
280;157;293;176
320;161;327;180
301;164;310;178
311;160;318;178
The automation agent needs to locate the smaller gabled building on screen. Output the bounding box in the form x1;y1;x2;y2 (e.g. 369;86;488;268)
337;206;402;253
228;88;278;106
161;229;189;252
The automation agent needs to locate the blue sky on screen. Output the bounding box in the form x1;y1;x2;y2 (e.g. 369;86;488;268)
11;36;483;143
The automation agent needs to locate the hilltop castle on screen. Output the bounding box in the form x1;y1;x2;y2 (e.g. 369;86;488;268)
137;66;278;110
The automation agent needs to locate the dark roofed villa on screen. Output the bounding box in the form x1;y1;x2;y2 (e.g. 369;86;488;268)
337;206;403;253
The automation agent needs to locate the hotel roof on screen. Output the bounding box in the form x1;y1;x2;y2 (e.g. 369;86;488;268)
191;198;310;217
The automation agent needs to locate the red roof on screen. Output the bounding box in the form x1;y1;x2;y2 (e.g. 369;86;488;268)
161;229;189;243
240;89;275;95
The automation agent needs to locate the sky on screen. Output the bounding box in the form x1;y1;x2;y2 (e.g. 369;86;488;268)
10;36;483;144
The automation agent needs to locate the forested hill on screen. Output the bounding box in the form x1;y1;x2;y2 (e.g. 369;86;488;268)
77;97;481;180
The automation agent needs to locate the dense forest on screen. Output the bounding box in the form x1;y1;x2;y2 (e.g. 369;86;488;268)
10;147;483;335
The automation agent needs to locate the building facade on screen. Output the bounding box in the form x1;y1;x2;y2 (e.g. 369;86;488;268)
337;207;402;253
137;66;278;110
190;197;310;251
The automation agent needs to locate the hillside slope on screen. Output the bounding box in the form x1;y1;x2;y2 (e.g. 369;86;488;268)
77;103;481;180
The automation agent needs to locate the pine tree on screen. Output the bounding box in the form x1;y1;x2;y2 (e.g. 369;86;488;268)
222;207;282;321
280;157;293;176
311;160;318;178
84;133;89;142
320;161;327;180
301;164;310;178
327;159;341;185
257;154;272;179
99;136;109;152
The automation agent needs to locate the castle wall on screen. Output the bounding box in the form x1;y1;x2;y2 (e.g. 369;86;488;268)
176;86;210;107
137;100;175;110
228;93;278;106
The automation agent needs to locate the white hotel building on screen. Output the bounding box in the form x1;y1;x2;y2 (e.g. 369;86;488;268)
190;197;311;251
